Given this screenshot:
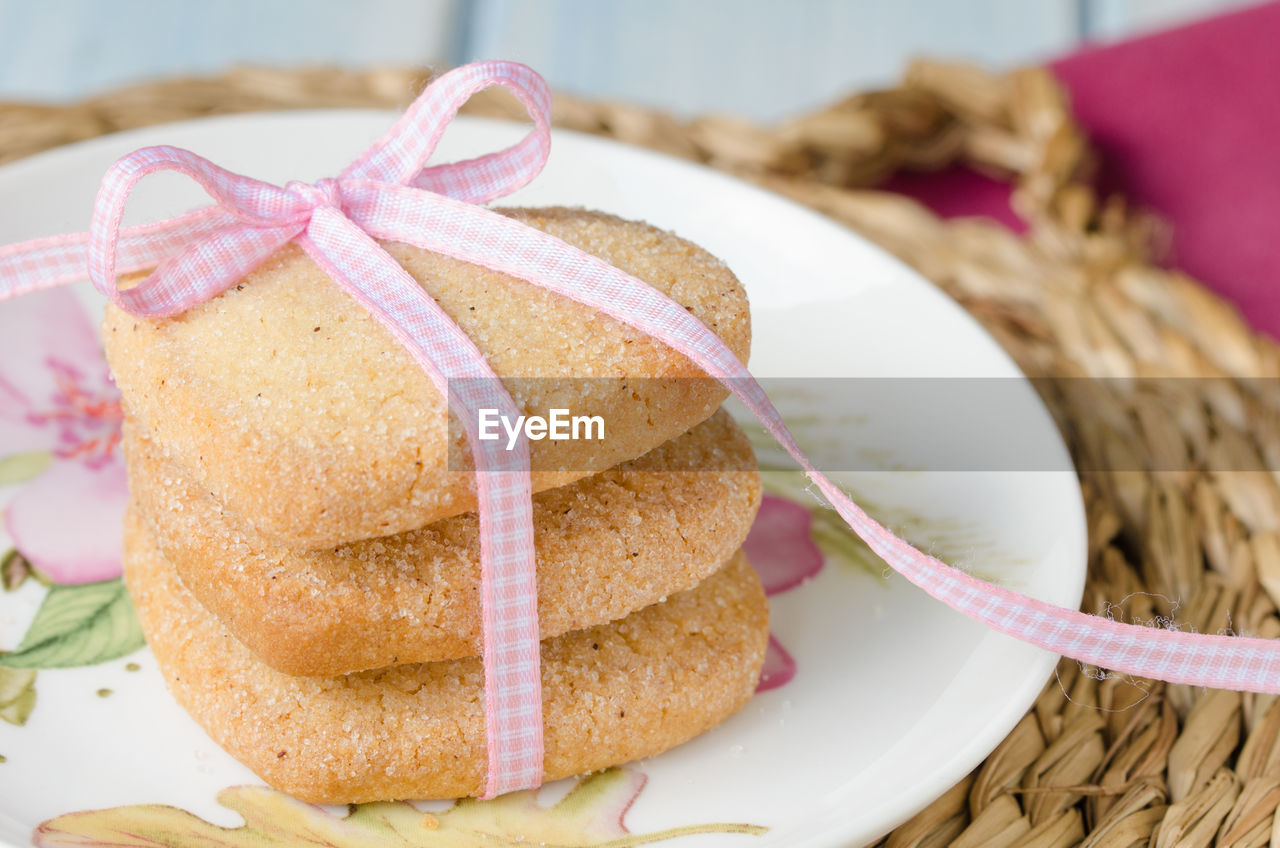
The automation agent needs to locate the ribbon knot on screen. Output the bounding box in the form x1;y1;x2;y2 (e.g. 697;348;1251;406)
4;59;1280;802
284;178;343;217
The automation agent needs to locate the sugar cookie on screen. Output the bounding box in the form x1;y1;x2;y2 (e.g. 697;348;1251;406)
124;510;768;803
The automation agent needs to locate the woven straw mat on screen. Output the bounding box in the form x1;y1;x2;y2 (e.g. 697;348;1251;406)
4;63;1280;848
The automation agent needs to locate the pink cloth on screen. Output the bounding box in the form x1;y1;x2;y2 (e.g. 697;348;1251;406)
891;1;1280;337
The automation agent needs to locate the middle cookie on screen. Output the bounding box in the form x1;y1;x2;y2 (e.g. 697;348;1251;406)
127;409;760;677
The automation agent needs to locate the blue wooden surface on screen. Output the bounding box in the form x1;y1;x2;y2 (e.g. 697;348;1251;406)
0;0;1256;119
464;0;1081;120
0;0;463;101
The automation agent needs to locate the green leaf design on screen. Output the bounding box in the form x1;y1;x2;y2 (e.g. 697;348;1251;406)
35;769;767;848
0;666;35;726
0;579;144;669
0;451;52;487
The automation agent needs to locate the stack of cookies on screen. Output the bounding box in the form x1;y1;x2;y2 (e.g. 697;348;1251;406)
105;208;769;803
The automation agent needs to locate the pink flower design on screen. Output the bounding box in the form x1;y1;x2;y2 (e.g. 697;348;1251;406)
0;288;126;585
744;494;824;692
757;635;797;693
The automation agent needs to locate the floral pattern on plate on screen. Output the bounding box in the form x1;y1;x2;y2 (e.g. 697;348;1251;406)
0;289;141;736
34;769;767;847
0;288;127;586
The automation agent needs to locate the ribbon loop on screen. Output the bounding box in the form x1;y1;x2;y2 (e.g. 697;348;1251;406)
341;61;552;204
87;145;309;316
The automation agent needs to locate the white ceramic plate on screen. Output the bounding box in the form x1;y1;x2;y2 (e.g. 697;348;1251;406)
0;112;1086;848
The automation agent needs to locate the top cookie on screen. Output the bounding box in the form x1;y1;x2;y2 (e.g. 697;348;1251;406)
104;207;750;550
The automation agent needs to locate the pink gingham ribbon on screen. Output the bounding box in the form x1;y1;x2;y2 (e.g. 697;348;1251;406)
3;62;1279;796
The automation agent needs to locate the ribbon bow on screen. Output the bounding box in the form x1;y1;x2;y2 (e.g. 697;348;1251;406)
3;61;1280;798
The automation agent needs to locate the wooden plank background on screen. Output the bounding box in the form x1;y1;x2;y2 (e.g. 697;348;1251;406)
0;0;1260;120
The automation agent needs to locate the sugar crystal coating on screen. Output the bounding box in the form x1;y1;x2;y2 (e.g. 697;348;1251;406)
123;510;768;803
127;409;761;675
104;208;751;550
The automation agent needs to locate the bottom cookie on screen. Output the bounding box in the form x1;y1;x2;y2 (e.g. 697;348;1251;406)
123;508;769;803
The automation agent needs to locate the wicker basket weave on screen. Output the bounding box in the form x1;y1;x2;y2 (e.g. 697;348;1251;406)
5;63;1279;848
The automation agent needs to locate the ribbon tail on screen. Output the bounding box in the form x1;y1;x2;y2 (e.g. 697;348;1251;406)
0;207;238;301
814;473;1280;691
299;205;542;797
0;231;93;299
356;189;1280;694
